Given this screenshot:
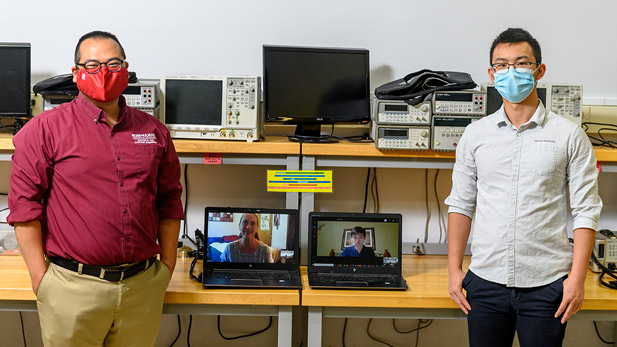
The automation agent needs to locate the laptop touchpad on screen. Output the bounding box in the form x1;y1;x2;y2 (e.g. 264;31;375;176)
337;281;369;287
231;279;263;286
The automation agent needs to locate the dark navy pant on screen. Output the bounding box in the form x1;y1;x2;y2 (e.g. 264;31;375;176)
463;270;567;347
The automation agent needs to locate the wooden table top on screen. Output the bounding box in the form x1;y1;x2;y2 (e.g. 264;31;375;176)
0;256;300;306
1;254;615;310
300;255;617;310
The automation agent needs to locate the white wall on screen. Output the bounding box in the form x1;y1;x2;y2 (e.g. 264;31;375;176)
3;0;617;103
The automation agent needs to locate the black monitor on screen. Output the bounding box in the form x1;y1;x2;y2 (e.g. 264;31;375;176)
0;43;31;120
263;45;370;142
485;83;547;115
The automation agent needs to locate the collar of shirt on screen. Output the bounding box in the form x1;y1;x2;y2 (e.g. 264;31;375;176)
493;101;547;130
74;93;128;125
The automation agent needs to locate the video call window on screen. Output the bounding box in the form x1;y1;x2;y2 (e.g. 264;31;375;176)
206;212;296;264
315;220;399;267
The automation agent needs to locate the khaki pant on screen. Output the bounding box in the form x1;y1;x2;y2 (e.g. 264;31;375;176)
36;259;171;347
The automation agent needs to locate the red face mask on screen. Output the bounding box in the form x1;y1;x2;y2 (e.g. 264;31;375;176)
75;67;129;103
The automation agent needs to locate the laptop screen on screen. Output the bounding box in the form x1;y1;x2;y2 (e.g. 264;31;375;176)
205;208;298;265
309;212;402;269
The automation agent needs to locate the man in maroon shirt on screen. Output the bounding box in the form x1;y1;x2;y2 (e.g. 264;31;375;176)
8;31;184;347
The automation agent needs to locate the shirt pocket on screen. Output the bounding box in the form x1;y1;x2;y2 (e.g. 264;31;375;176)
131;143;164;176
526;143;557;175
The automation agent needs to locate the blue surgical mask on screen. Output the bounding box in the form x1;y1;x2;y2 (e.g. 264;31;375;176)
493;67;537;103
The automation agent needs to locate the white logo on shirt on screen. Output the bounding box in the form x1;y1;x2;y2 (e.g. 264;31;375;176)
132;133;157;144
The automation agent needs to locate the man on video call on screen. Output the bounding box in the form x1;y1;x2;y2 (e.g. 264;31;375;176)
8;30;184;346
341;226;375;258
445;27;602;346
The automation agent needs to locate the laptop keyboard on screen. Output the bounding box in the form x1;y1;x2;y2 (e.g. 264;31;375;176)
319;274;396;283
214;271;291;281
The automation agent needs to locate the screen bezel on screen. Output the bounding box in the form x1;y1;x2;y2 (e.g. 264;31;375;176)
307;212;403;274
0;43;31;118
263;45;371;125
203;207;300;271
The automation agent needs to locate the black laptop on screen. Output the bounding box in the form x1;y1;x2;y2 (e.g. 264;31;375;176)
307;212;407;290
202;207;302;289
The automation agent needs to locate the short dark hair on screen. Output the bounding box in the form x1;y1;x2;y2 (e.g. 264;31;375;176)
489;28;541;65
351;226;366;238
74;31;126;65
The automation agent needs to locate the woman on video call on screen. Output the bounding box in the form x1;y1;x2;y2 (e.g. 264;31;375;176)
221;213;274;263
341;226;375;258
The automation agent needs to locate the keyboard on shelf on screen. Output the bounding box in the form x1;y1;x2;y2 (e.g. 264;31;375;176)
319;274;396;283
214;271;291;281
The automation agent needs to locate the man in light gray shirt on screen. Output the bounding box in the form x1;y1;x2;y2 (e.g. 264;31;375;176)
445;28;602;347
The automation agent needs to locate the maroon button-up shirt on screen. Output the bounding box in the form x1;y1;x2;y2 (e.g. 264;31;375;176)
8;94;184;266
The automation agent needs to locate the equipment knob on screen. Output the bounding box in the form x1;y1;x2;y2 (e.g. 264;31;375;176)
229;80;233;86
420;104;429;112
235;111;240;115
420;130;428;137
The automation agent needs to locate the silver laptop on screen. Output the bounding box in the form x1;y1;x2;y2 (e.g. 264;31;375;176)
307;212;407;290
202;207;302;289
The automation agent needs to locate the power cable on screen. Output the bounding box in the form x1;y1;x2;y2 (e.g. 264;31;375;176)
186;315;192;347
168;315;181;346
19;311;26;347
593;321;614;344
366;318;395;347
217;315;273;340
424;169;430;243
392;319;433;347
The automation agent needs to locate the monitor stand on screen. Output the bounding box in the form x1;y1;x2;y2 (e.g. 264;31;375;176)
288;124;338;143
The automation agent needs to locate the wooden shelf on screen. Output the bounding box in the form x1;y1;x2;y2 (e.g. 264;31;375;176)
1;132;616;162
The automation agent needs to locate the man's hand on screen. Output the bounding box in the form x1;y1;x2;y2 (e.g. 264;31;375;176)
555;276;584;324
449;268;471;314
31;268;47;295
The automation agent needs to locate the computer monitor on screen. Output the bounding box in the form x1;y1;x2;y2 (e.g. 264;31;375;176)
263;45;370;142
483;82;547;115
0;43;31;120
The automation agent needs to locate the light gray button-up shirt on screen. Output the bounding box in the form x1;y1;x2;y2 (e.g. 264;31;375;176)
445;102;602;287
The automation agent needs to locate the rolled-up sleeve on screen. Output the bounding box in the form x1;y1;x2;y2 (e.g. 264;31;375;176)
155;129;185;220
8;118;53;225
567;126;602;231
445;126;478;218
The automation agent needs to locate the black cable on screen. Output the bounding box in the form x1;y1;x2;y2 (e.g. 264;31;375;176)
582;122;617;148
593;321;614;344
424;169;430;243
434;170;445;243
169;315;182;347
19;311;26;347
181;164;196;246
366;318;396;347
363;168;370;213
217;315;273;340
590;252;617;290
188;255;202;283
342;318;348;347
186;315;192;347
372;168;380;213
392;319;433;347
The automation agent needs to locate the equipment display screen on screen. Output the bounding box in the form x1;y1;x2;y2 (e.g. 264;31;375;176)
435;92;473;102
382;128;408;138
164;79;222;126
0;43;31;118
384;104;407;112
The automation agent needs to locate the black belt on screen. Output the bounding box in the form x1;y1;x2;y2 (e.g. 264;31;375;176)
49;256;157;282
